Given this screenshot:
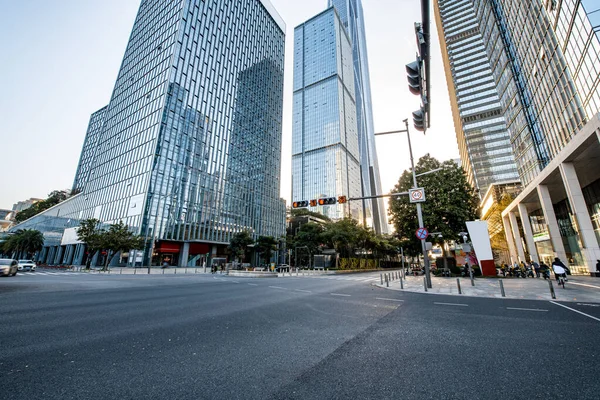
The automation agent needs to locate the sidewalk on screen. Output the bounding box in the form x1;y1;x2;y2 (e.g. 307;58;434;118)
377;274;600;303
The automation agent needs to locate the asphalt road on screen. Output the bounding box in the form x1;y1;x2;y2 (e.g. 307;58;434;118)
1;271;599;399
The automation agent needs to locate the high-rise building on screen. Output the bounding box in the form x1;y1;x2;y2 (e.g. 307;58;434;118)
292;7;363;222
434;0;520;197
292;0;387;233
328;0;387;234
435;0;600;273
11;0;287;267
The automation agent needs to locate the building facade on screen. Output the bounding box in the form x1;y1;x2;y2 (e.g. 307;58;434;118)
327;0;388;234
434;0;520;197
11;0;287;267
436;0;600;273
292;7;363;223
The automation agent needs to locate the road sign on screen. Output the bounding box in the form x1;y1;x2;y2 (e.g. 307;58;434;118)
409;188;426;203
415;227;428;240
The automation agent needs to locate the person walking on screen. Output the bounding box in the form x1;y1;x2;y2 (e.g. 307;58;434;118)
596;259;600;273
532;260;540;278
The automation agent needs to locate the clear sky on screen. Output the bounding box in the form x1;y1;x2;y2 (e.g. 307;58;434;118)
0;0;458;211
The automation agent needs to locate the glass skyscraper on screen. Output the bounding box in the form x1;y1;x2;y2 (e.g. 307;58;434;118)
292;0;387;233
292;7;363;222
434;0;520;197
12;0;287;267
434;0;600;273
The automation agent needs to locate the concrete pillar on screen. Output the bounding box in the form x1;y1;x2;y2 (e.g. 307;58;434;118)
54;246;64;265
518;203;539;263
502;215;519;264
508;211;526;262
559;162;600;271
179;242;190;267
46;247;55;265
537;185;568;262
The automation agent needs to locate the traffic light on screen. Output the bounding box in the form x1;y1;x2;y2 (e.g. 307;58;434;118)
405;59;422;96
318;197;337;206
309;199;318;207
337;196;347;204
413;107;426;132
292;200;309;208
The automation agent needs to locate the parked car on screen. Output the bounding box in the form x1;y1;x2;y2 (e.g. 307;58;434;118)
17;260;36;272
0;259;18;277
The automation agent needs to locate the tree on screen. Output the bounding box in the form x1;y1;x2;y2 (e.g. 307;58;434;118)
321;218;364;258
388;154;479;257
77;219;104;269
228;230;254;263
100;221;145;271
255;236;278;266
294;222;325;265
288;207;331;221
15;189;73;223
0;229;44;258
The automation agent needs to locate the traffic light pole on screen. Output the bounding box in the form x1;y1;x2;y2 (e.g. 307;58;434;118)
374;119;432;288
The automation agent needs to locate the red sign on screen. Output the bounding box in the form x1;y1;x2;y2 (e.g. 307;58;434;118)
415;227;429;240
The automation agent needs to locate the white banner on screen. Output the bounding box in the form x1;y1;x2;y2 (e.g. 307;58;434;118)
466;221;493;261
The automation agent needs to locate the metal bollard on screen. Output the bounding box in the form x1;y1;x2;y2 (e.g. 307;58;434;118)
424;277;428;292
195;268;197;274
134;268;137;275
470;271;475;286
185;268;187;274
380;273;383;285
108;269;110;274
456;278;462;294
386;274;389;287
175;268;177;274
499;280;506;297
120;268;122;275
162;268;165;274
548;280;556;299
400;277;404;289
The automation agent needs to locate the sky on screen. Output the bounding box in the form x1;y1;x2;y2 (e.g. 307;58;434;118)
0;0;459;211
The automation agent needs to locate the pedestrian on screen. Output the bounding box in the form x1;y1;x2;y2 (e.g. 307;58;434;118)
596;259;600;272
532;260;540;278
552;258;568;281
162;260;169;269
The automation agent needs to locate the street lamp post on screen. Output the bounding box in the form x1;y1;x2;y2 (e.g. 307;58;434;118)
374;118;432;288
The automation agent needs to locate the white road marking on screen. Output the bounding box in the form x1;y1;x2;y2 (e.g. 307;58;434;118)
434;302;468;307
268;286;287;290
330;293;351;297
550;301;600;322
230;280;240;284
376;297;404;302
506;307;548;312
247;283;258;286
568;282;600;290
294;289;312;293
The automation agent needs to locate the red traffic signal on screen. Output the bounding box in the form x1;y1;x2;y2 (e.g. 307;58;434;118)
337;196;347;204
318;197;336;206
309;199;318;207
292;200;309;208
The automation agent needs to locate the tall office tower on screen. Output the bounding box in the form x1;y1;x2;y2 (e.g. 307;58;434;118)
12;0;287;267
434;0;600;273
434;0;520;198
72;106;107;193
292;7;363;223
327;0;387;234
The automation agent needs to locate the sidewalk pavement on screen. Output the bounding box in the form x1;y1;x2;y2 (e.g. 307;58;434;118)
42;266;213;275
377;274;600;303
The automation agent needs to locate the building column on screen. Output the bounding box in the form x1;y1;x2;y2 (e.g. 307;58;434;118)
54;246;64;265
179;242;190;267
502;215;518;264
537;185;568;262
559;162;600;272
508;211;526;262
518;203;539;263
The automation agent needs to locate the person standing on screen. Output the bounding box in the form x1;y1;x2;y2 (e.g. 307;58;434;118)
596;259;600;273
532;260;540;278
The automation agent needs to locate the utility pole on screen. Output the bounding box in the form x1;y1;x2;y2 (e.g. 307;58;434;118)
374;119;432;288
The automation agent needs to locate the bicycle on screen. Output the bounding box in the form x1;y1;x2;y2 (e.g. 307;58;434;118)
557;273;566;289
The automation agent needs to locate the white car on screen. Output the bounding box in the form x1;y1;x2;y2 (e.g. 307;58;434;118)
17;260;36;272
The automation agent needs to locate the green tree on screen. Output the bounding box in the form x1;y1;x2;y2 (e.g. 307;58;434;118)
388;154;479;257
229;230;254;263
294;222;325;265
100;221;145;270
255;236;278;266
15;189;73;223
321;218;364;258
76;219;104;269
0;229;44;258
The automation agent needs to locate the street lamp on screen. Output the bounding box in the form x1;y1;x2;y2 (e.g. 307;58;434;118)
374;118;432;288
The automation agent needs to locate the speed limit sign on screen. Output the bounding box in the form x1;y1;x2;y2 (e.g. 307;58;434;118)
409;188;426;203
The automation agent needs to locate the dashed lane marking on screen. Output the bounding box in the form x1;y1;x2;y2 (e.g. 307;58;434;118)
550;301;600;322
434;302;468;307
268;286;287;290
506;307;548;312
330;293;351;297
294;289;312;293
375;297;404;302
247;283;258;286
